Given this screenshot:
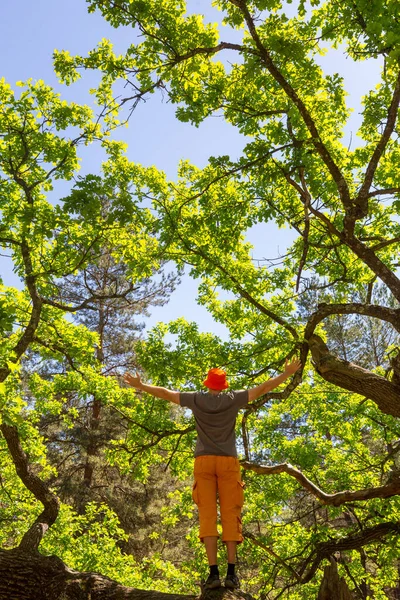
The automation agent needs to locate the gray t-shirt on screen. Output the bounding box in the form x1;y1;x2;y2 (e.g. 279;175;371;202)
180;390;249;457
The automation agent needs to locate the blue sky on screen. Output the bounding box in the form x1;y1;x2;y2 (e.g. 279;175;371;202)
0;0;383;338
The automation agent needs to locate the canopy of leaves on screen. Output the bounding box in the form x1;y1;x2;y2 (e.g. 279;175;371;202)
1;1;400;598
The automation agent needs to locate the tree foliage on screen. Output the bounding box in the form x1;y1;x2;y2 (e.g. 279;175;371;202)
1;0;400;598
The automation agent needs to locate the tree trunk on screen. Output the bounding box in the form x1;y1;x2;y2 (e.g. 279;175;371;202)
308;334;400;417
0;548;253;600
317;558;352;600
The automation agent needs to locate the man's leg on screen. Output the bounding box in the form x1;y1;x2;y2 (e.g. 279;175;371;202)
217;457;244;589
193;456;221;588
225;540;238;587
204;536;219;565
225;540;237;564
203;536;220;589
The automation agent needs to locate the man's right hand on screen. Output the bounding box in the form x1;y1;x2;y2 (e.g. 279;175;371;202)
123;372;142;389
122;372;180;405
283;358;302;376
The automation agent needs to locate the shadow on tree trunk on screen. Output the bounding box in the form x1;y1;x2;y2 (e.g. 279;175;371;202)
317;558;352;600
0;548;254;600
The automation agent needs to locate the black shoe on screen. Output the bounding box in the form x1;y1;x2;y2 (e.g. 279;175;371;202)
224;573;240;589
205;573;222;589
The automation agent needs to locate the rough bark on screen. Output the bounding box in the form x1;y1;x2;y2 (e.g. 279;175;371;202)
317;558;352;600
356;69;400;208
305;303;400;339
308;334;400;417
0;423;60;551
241;461;400;506
0;548;253;600
300;522;400;584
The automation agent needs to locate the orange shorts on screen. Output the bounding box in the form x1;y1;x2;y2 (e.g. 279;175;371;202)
192;455;244;543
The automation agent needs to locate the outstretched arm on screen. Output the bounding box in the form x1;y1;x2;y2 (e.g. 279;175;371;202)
123;372;180;405
248;358;301;403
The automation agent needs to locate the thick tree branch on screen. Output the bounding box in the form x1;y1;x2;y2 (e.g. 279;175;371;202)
316;558;352;600
371;235;400;251
367;187;400;198
229;0;351;210
305;202;400;302
341;233;400;301
295;169;311;292
0;424;60;551
0;546;254;599
304;302;400;339
342;70;400;232
269;73;400;300
0;548;198;600
307;334;400;417
14;241;43;357
300;522;400;583
0;242;43;383
357;69;400;205
246;521;399;589
0;227;58;551
241;460;400;506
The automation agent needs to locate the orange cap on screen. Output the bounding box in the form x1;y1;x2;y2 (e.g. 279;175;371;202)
203;368;229;390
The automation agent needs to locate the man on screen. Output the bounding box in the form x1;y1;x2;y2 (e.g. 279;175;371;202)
123;358;301;590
